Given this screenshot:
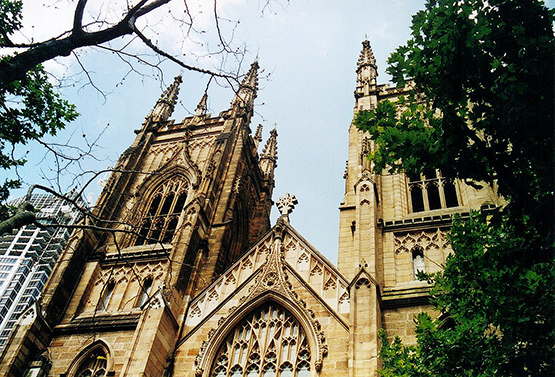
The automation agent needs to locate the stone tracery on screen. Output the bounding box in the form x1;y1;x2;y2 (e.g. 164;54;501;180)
135;176;189;246
192;223;332;376
209;303;310;377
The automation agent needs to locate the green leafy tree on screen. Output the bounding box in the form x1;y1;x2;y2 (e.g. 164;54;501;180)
0;1;78;224
356;0;554;226
379;213;555;376
355;0;555;375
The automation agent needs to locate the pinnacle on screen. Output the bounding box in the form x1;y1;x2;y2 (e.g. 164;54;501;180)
261;128;278;159
195;93;208;116
231;61;259;109
145;75;182;123
241;61;259;89
357;39;377;70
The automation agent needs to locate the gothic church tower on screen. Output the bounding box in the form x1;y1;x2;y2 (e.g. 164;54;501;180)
0;62;278;377
337;40;501;375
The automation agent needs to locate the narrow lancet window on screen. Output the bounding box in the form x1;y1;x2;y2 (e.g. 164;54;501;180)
136;277;153;308
412;247;426;279
99;281;115;311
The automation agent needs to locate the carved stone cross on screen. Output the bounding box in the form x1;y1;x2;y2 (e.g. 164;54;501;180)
276;193;298;217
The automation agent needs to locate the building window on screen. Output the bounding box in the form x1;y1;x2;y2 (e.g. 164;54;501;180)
74;349;108;377
407;170;459;213
210;303;311;377
136;277;153;308
135;177;188;246
412;247;425;279
99;281;115;311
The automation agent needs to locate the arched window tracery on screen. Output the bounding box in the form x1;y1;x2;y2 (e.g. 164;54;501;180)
73;347;108;377
135;177;189;246
210;303;311;377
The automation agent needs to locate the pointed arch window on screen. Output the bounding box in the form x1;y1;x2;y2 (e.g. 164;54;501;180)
74;348;108;377
407;170;459;213
412;247;425;280
210;303;311;377
99;281;115;311
135;177;189;246
136;277;153;308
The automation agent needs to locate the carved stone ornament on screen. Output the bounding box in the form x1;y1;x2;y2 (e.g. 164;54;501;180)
145;287;170;310
357;169;375;186
394;228;448;253
19;303;37;326
193;226;328;374
276;193;298;216
161;143;202;188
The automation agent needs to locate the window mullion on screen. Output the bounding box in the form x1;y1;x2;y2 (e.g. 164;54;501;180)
421;179;430;211
438;175;447;209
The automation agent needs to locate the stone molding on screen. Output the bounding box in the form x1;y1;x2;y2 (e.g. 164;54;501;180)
54;313;141;335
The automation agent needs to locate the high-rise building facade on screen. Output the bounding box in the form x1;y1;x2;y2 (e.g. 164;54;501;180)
0;42;500;377
0;192;86;352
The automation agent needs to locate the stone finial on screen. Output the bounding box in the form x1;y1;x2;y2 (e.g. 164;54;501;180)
261;128;277;160
355;39;379;107
357;40;377;72
259;128;278;181
276;193;298;219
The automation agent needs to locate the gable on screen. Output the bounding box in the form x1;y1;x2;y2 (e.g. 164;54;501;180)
184;221;350;329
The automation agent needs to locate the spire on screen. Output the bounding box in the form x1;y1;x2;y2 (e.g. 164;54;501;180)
231;61;259;111
195;93;208;116
147;75;182;123
355;40;378;101
259;128;278;180
253;124;263;149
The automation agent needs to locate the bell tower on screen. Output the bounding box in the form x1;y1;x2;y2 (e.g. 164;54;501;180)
0;62;278;377
338;40;502;376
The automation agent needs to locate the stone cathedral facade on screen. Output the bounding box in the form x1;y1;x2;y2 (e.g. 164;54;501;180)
0;41;500;377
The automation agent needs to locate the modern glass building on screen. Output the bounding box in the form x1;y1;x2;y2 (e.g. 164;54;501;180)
0;191;87;350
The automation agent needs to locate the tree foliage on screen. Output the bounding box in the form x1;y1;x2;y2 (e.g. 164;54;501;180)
379;213;555;376
0;1;78;223
354;0;555;375
356;0;554;225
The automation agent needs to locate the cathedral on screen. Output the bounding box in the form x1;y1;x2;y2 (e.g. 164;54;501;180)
0;41;499;377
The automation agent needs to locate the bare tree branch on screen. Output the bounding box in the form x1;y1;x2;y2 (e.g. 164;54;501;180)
0;0;239;88
131;24;236;81
73;0;89;33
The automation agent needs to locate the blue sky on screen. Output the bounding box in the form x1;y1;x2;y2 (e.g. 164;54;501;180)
9;0;551;263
